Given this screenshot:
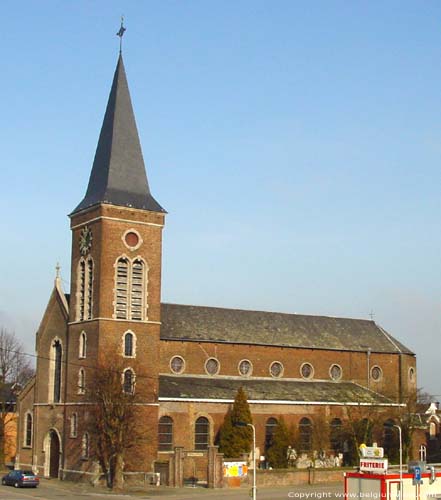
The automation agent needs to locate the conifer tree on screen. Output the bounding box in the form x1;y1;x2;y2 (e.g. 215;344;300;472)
266;417;290;468
218;387;253;458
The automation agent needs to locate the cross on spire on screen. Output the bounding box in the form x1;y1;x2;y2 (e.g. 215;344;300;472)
116;16;126;54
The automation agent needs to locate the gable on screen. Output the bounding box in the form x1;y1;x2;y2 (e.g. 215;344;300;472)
36;284;69;351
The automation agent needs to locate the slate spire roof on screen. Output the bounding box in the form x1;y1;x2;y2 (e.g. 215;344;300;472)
72;54;165;214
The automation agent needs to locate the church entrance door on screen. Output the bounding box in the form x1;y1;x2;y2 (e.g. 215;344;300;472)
49;430;60;478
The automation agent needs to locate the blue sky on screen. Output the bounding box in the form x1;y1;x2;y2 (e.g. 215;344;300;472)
1;1;441;396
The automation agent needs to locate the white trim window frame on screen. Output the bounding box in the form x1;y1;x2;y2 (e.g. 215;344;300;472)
122;330;136;358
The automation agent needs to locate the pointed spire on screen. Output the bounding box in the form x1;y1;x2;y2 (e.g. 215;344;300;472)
72;55;165;215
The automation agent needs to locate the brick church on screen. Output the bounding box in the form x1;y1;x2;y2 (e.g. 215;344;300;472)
16;54;416;483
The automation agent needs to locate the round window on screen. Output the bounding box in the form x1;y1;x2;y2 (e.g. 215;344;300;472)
371;366;382;381
205;358;220;375
330;364;342;381
122;229;142;250
125;231;139;247
270;361;284;378
170;356;185;374
238;359;252;376
409;367;415;382
301;362;314;379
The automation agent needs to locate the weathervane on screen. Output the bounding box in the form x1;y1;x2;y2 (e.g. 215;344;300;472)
116;16;126;54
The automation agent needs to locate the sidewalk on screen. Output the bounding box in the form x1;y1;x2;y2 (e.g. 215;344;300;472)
38;476;343;499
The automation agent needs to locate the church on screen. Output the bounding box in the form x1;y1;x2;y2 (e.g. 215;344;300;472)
16;53;416;485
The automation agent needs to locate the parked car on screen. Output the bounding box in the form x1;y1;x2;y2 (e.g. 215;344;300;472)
1;470;39;488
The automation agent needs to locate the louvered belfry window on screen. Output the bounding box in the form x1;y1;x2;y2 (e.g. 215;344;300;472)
79;261;86;321
116;258;129;319
87;259;93;319
77;258;93;321
115;257;147;321
131;259;144;320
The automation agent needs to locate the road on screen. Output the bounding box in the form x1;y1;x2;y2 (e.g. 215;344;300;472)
0;480;343;500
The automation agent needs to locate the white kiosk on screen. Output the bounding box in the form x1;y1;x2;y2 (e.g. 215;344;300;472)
345;446;441;500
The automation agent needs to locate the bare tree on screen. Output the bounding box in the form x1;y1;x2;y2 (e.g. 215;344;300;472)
0;327;35;465
87;355;146;490
0;327;33;386
342;405;386;465
393;388;431;462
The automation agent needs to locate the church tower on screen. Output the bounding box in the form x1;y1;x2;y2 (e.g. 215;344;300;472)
66;54;166;469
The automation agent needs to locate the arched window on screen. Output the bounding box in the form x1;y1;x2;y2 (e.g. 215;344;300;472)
115;258;129;319
383;419;399;462
79;332;87;358
430;421;437;439
124;331;135;357
24;413;32;447
299;417;312;452
131;259;144;321
78;369;86;394
114;257;148;321
81;433;89;459
87;259;93;319
70;413;78;438
265;417;278;450
78;260;86;320
123;369;135;394
330;418;343;453
195;417;210;450
158;416;173;451
77;257;94;321
51;340;62;403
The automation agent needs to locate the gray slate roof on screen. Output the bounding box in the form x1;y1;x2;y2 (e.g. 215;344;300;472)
159;375;397;405
160;303;413;354
72;55;164;215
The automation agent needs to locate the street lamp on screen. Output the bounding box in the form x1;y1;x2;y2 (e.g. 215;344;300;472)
384;422;402;500
234;422;257;500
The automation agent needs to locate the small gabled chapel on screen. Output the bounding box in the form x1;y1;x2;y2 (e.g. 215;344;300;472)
16;53;416;485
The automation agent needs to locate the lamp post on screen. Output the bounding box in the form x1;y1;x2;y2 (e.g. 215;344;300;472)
235;422;257;500
384;422;402;500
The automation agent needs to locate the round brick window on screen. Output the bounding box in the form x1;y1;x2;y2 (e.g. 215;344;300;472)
409;367;415;382
125;231;139;247
330;364;342;381
371;365;382;381
270;361;284;378
170;356;185;374
301;362;314;379
122;229;143;250
205;358;220;376
238;359;252;376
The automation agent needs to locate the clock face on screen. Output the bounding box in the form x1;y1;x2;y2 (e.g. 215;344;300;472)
79;226;93;255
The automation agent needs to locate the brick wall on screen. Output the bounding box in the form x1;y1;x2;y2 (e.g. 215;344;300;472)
160;340;416;402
